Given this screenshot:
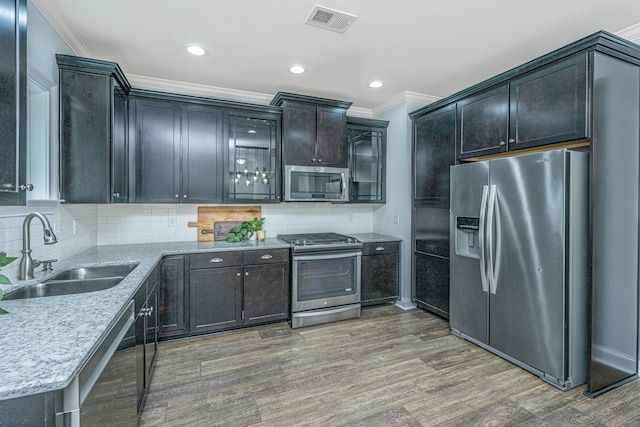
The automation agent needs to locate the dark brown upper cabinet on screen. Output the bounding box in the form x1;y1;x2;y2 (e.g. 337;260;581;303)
508;54;588;151
57;55;132;203
347;117;388;203
132;93;223;203
224;110;282;203
457;54;588;160
0;0;27;205
271;92;352;168
457;85;509;159
413;104;456;201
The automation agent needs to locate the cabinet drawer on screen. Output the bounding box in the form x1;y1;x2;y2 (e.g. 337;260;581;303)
244;248;290;265
362;241;400;256
190;251;243;269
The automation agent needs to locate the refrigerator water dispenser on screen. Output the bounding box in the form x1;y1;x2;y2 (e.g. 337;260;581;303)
455;216;480;258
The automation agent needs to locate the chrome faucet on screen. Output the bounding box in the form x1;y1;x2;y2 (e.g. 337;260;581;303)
18;212;58;280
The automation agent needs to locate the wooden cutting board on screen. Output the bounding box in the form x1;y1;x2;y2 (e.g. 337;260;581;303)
187;206;262;242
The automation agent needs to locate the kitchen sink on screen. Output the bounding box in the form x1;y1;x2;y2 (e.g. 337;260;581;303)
3;263;139;300
45;263;139;281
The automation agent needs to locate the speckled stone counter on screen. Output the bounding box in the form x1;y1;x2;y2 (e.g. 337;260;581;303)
0;238;289;401
352;233;402;243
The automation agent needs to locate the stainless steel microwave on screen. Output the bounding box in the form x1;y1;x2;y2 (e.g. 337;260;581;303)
284;165;349;202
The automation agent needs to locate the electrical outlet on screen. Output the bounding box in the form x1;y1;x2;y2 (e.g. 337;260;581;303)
73;219;78;235
168;215;177;227
348;213;354;223
393;214;400;225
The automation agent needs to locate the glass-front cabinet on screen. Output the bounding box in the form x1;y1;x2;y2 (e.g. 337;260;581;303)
225;111;281;202
347;117;388;203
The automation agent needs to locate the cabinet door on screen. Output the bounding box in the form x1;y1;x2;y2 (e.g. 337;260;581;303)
349;125;386;203
225;112;281;202
243;263;290;325
509;54;588;150
457;85;509;159
135;99;182;202
0;0;26;205
158;256;188;339
182;105;223;203
414;105;456;201
282;101;316;166
316;106;348;167
190;267;242;333
414;253;449;319
361;253;399;306
59;70;112;203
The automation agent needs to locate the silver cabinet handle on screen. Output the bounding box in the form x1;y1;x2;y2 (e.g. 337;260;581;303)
312;158;316;162
146;306;154;317
183;194;187;198
245;271;249;276
210;258;224;263
375;247;385;251
499;141;506;146
236;272;241;277
113;192;120;198
508;138;516;143
175;194;179;198
19;184;33;191
318;159;322;163
261;254;273;260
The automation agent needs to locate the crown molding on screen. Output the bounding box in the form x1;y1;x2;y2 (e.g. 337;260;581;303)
616;23;640;43
372;91;440;117
30;0;93;57
345;106;373;118
126;74;274;105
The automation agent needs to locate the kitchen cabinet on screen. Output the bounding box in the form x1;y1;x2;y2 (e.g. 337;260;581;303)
134;266;158;414
132;94;223;203
243;249;290;325
347;117;388;203
189;249;290;334
0;0;27;205
413;104;456;201
457;54;588;160
271;92;352;168
158;255;188;340
225;110;282;202
57;54;131;203
361;241;399;306
413;203;450;319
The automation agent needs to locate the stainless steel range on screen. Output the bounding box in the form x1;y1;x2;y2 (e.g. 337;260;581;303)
278;233;363;328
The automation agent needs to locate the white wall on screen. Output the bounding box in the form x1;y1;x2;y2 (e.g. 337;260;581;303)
373;102;426;308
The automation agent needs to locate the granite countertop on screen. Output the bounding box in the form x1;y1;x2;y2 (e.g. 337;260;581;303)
0;238;289;401
0;233;400;401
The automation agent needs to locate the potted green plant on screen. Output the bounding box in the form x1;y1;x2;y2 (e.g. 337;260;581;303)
0;251;18;314
227;217;265;243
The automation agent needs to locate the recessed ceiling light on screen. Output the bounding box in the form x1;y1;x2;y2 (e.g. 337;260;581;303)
185;44;208;56
288;65;307;74
368;80;384;88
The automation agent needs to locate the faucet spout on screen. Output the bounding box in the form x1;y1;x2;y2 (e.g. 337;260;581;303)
18;212;58;280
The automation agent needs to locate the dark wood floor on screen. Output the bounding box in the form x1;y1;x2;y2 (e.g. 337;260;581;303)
139;305;640;427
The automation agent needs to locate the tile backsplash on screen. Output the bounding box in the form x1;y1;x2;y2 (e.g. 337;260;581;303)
0;202;374;282
96;203;374;245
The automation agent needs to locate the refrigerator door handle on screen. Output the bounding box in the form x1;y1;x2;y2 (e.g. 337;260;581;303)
478;185;489;293
487;184;498;294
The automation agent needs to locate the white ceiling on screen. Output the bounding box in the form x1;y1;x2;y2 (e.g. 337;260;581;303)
31;0;640;114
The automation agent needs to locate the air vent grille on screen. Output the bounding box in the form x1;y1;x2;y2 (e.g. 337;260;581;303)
305;5;357;33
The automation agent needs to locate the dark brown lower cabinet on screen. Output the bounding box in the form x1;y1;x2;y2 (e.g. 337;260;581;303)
414;252;450;319
159;249;290;340
244;263;290;325
158;256;188;339
190;266;243;334
361;241;400;306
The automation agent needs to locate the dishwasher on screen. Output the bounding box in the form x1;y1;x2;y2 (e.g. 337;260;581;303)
60;301;137;426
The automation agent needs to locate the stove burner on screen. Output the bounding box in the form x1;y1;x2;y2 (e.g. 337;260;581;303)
278;232;361;247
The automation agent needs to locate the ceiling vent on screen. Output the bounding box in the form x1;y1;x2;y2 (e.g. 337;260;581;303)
305;5;357;33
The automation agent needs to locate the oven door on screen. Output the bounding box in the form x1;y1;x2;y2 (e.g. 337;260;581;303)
292;250;361;312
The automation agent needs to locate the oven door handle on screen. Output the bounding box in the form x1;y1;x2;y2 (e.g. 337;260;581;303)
293;251;362;261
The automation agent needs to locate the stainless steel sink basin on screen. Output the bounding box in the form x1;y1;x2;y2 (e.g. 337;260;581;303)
3;263;139;300
45;263;138;281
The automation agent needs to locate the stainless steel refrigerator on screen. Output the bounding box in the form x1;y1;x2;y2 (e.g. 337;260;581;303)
449;148;588;391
